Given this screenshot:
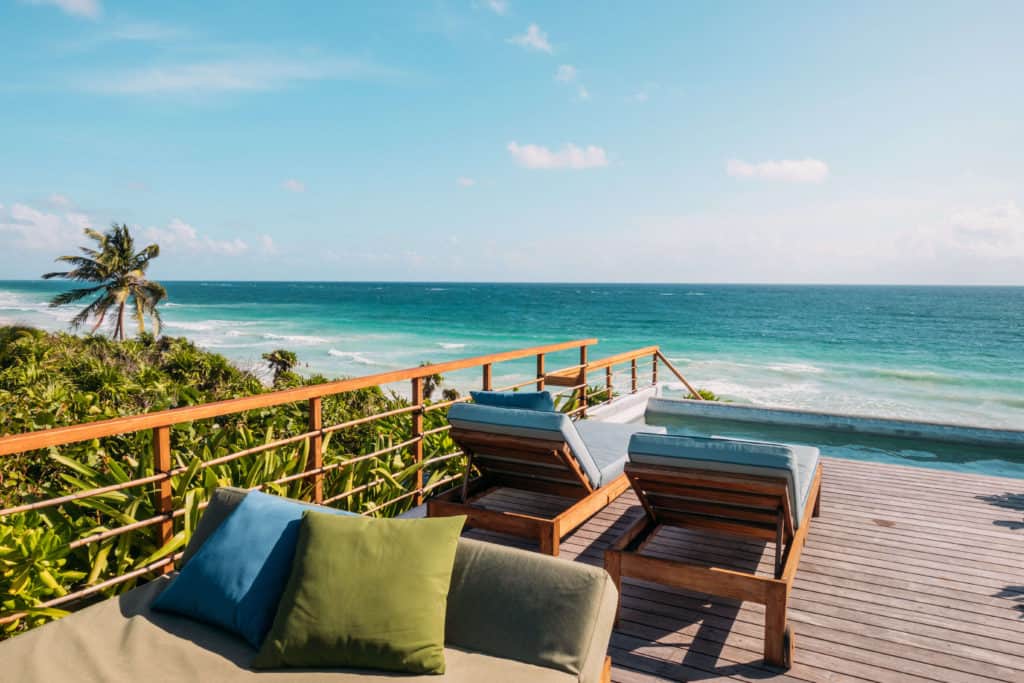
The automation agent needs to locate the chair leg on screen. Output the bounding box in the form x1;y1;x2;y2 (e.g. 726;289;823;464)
812;487;822;517
604;550;623;628
538;523;560;556
764;583;793;668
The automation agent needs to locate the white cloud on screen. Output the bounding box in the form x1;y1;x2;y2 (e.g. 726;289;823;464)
456;177;476;187
0;202;91;250
25;0;99;19
282;179;306;193
484;0;508;14
508;24;552;53
259;234;278;254
76;57;391;95
507;142;608;170
944;201;1024;258
554;64;576;82
726;158;829;183
48;193;71;207
146;218;249;256
576;85;590;101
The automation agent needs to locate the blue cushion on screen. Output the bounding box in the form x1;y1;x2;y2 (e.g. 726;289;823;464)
470;390;555;412
447;403;603;487
575;421;666;486
152;490;356;647
628;433;820;527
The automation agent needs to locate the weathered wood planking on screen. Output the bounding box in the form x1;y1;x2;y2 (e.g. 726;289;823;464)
463;456;1024;683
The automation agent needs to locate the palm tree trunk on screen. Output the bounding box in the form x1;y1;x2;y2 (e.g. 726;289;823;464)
117;302;126;341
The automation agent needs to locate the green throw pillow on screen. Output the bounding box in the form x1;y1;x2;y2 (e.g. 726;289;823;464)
253;511;466;674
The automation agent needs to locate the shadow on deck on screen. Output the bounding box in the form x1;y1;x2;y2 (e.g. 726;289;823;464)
460;457;1024;683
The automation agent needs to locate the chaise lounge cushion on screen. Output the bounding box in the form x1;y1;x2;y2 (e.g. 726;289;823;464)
574;421;666;487
447;403;664;489
470;390;556;412
627;433;820;526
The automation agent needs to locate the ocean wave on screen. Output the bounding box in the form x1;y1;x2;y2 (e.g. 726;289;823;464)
767;362;825;375
327;349;380;365
868;367;962;385
438;342;466;350
685;291;706;296
166;321;215;332
262;333;329;344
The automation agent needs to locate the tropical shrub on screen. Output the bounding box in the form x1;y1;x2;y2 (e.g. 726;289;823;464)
0;327;463;636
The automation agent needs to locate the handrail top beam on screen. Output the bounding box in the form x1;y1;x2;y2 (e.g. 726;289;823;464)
0;338;598;456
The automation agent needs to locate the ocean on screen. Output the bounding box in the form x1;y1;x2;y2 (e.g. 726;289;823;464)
1;281;1022;430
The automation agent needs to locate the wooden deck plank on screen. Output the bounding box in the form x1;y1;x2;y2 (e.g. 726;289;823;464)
461;455;1024;682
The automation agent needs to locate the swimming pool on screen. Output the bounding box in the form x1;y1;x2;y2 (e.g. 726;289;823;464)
631;397;1024;479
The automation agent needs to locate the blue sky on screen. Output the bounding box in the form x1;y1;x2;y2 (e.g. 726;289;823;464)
1;0;1022;283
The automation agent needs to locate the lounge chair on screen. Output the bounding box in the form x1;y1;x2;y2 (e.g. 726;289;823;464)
0;487;618;683
604;433;822;669
428;402;665;556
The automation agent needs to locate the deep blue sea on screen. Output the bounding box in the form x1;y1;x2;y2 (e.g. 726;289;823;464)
2;281;1022;430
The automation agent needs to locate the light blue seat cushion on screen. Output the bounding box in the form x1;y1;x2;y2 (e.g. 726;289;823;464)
152;490;356;648
575;421;666;488
448;403;664;489
627;434;820;527
470;390;555;412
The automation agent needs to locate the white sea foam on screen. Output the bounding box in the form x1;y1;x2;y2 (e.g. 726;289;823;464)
438;342;466;350
767;362;825;375
262;333;330;344
327;349;380;365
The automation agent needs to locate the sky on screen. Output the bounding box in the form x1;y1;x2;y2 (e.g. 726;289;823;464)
1;0;1022;284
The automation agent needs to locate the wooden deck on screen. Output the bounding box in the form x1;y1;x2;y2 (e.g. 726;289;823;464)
461;457;1024;683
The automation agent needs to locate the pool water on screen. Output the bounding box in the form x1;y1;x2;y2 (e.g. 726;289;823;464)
640;412;1024;480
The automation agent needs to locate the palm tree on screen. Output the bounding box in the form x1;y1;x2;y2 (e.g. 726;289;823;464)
42;224;166;341
262;349;298;384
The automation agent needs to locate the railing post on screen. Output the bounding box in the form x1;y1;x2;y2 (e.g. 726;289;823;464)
631;358;638;394
482;363;493;391
536;353;545;391
652;352;659;386
306;397;324;504
411;377;424;506
578;345;588;417
152;425;174;574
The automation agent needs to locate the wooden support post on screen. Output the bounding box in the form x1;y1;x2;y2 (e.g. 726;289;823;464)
605;366;613;402
306;397;324;504
482;363;493;391
652;353;658;386
764;582;792;668
411;377;425;505
631;358;638;393
536;353;545;390
152;425;174;574
578;345;588;417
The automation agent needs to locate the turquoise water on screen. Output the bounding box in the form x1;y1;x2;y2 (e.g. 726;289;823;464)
1;281;1022;430
641;412;1024;479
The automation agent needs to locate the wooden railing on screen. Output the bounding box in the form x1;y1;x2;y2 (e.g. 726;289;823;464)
0;338;701;623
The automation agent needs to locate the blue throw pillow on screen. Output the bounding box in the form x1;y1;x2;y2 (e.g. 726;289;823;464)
152;490;355;648
470;390;555;412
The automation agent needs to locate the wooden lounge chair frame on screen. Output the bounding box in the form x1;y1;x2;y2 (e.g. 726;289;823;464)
604;460;822;668
428;428;630;556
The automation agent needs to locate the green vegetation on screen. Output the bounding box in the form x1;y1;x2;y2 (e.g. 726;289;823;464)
42;224;166;339
0;327;462;636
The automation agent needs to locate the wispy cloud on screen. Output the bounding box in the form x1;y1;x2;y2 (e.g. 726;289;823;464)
507;142;608;170
146;218;249;256
75;56;394;95
726;158;829;183
456;177;476;187
554;65;576;82
484;0;508;15
554;65;589;101
282;179;306;193
24;0;100;19
508;24;552;53
0;201;91;250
